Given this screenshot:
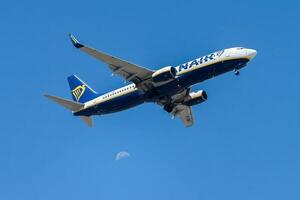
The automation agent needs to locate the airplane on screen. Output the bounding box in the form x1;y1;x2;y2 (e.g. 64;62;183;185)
44;34;257;127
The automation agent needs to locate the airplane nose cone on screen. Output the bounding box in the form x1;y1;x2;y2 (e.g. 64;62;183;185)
247;49;257;59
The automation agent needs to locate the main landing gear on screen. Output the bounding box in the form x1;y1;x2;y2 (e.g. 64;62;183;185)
163;104;174;113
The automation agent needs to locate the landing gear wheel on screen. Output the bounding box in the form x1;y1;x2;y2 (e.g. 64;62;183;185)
163;104;173;113
234;70;240;76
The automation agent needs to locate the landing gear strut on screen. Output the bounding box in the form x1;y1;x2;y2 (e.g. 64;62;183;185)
234;69;240;76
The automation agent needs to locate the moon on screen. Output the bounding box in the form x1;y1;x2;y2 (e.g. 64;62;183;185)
115;151;130;161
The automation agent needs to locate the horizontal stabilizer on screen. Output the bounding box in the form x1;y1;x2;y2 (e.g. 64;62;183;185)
80;116;93;127
44;94;84;111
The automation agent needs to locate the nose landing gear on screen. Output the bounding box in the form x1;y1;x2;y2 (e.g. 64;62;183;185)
234;69;240;76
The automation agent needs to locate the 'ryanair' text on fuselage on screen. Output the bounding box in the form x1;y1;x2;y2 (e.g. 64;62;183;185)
177;50;224;72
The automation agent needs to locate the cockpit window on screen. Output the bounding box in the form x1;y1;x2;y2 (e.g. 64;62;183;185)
236;47;244;50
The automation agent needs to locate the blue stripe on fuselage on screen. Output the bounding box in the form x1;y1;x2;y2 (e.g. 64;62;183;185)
74;90;145;116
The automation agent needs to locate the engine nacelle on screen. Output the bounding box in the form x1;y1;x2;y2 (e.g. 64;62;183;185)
152;66;177;82
184;90;208;106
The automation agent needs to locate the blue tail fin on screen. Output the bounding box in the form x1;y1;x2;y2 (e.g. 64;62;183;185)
67;75;99;103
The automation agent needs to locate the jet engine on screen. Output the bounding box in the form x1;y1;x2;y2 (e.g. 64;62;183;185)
184;90;208;106
152;66;177;82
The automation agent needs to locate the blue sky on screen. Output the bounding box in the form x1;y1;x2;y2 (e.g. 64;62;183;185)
1;0;300;199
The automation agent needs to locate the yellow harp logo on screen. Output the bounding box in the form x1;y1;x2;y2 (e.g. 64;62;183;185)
72;85;86;102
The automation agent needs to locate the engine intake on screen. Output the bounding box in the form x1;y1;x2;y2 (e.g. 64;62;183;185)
184;90;208;106
152;66;177;82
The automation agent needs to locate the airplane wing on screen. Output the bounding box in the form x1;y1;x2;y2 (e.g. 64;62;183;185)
69;34;154;91
172;104;194;127
157;88;194;127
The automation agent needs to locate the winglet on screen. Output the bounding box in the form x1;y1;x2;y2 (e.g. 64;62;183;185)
69;34;84;48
